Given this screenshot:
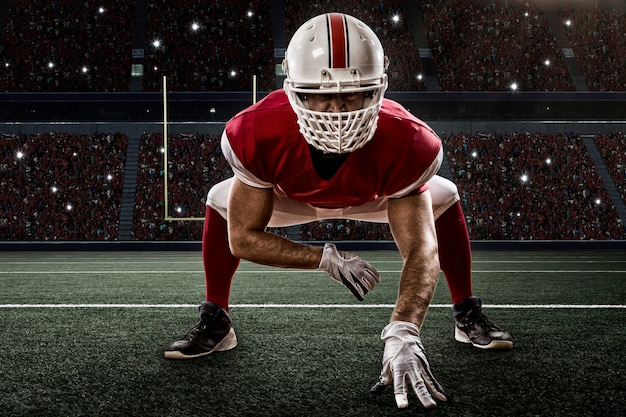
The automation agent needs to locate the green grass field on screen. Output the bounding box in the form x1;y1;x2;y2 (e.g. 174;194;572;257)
1;249;625;417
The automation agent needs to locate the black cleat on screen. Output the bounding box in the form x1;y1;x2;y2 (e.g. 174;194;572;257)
453;296;513;350
164;301;237;359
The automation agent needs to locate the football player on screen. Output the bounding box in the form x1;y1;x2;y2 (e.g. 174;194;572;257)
165;13;512;409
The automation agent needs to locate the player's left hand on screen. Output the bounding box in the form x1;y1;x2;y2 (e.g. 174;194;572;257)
318;243;380;301
370;321;449;409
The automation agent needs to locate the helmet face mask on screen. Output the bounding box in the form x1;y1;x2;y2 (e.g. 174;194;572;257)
283;13;389;154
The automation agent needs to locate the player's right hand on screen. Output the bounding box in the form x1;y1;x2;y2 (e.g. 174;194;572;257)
318;243;380;301
370;321;449;409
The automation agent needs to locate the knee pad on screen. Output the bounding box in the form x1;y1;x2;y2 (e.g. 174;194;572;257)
429;176;460;220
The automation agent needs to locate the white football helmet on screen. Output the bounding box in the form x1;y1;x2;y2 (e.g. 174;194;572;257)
282;13;389;154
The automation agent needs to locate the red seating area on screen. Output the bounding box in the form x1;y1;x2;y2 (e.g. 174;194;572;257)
0;0;623;92
300;219;392;242
421;0;575;91
132;132;232;240
0;132;127;240
561;8;626;91
596;132;626;203
2;130;624;241
0;0;134;92
443;131;624;239
142;0;275;92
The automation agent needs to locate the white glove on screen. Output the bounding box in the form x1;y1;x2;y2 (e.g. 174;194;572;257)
318;243;380;301
370;321;448;409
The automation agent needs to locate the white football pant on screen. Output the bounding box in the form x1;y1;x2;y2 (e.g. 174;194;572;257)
206;175;459;227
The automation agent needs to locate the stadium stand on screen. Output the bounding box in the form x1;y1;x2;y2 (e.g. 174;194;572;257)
142;0;274;92
132;132;232;240
0;1;625;242
596;133;626;204
0;132;127;240
1;128;624;242
0;0;623;93
443;131;624;239
560;8;626;91
0;0;134;92
420;0;575;91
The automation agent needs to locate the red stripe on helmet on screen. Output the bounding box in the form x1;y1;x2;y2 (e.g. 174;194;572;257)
328;13;348;68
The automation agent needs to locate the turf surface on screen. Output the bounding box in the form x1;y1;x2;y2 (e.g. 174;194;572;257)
1;250;625;416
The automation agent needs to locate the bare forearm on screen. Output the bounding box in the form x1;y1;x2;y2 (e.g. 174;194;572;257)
390;247;440;326
229;229;322;269
388;191;440;327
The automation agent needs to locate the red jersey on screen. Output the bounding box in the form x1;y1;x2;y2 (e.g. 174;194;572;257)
223;90;442;208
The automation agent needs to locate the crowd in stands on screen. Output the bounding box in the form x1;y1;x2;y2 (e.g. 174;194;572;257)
561;8;626;91
300;219;393;241
0;132;127;240
285;0;426;91
1;0;624;92
596;132;626;203
143;0;275;92
443;131;624;239
420;0;575;91
2;130;625;241
0;0;134;92
132;132;232;240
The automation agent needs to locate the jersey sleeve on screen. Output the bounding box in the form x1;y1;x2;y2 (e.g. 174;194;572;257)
221;130;274;189
387;146;443;198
